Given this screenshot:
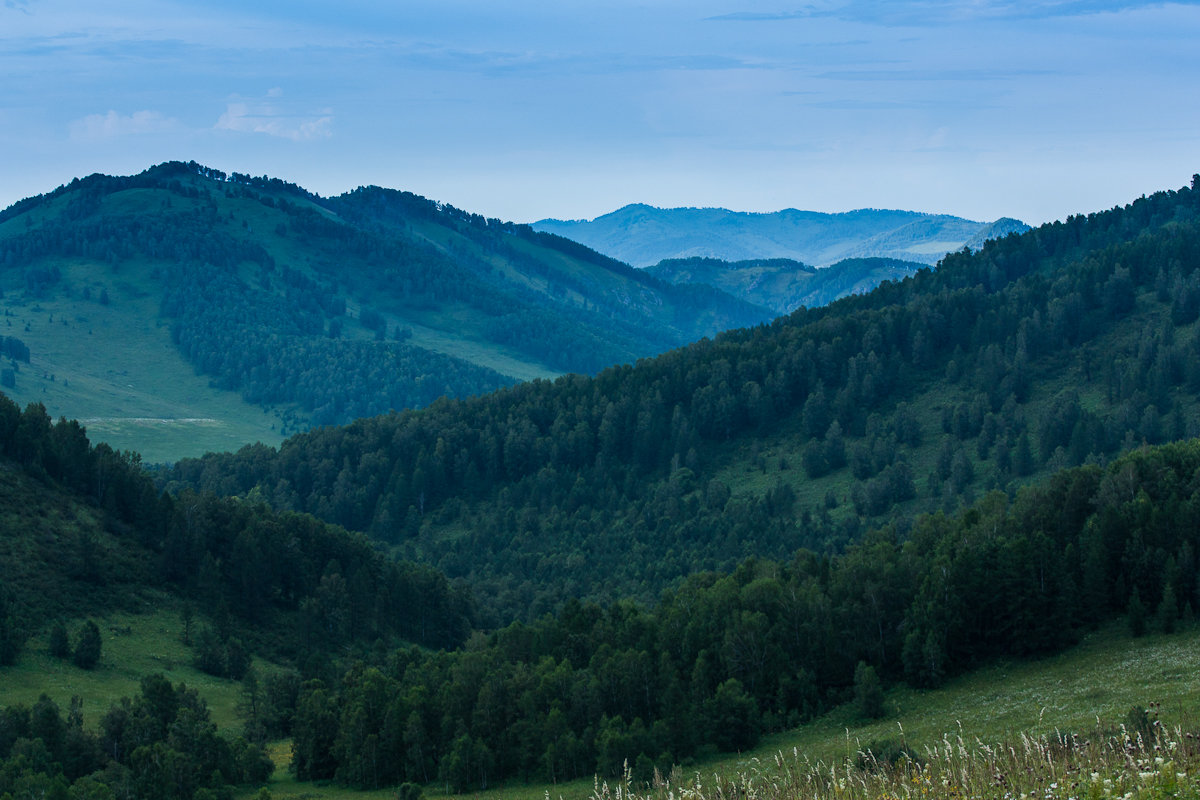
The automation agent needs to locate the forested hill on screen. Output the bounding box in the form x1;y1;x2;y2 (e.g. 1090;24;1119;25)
6;354;1200;796
533;204;1029;267
0;390;474;665
0;162;768;458
646;255;925;314
0;386;478;800
165;175;1200;623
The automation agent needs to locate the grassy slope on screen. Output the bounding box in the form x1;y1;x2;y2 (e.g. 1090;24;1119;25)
0;183;303;461
0;457;252;730
0;254;289;464
0;607;249;732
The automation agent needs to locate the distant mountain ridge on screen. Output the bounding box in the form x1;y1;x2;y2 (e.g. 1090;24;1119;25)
647;255;925;314
533;204;1029;267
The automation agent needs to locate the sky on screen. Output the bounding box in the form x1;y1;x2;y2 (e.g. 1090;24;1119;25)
1;0;1198;227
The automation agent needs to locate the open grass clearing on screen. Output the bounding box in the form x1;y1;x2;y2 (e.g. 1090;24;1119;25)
0;605;249;732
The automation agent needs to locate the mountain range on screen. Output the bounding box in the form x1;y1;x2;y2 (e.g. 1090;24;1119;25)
2;168;1199;800
533;204;1029;267
0;163;1013;462
0;163;768;460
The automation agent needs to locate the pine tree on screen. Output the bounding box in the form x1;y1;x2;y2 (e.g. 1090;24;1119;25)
1013;432;1035;477
73;620;102;669
854;661;885;719
1156;582;1178;634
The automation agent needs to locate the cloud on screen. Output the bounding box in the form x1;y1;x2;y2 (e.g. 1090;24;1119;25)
814;67;1059;81
706;1;1198;25
215;91;332;141
68;109;180;140
706;10;816;21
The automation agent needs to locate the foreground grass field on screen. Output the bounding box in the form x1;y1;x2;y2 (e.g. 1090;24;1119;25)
612;719;1200;800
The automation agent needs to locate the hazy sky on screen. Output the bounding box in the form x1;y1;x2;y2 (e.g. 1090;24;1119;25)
2;0;1198;226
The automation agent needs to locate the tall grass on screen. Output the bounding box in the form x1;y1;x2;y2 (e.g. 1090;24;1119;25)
596;716;1200;800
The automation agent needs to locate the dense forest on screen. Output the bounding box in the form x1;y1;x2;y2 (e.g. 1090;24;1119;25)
285;441;1200;790
165;176;1200;621
0;388;478;798
0;679;274;800
3;384;1199;796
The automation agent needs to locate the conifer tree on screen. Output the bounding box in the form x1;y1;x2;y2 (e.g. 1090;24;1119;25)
73;620;102;669
1156;582;1178;634
854;661;885;719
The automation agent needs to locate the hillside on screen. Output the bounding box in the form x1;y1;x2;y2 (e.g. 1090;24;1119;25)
10;374;1200;800
174;439;1200;794
646;256;925;315
533;204;1028;267
0;387;479;799
166;175;1200;622
0;162;768;461
9;427;1200;800
0;392;474;664
245;620;1200;800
